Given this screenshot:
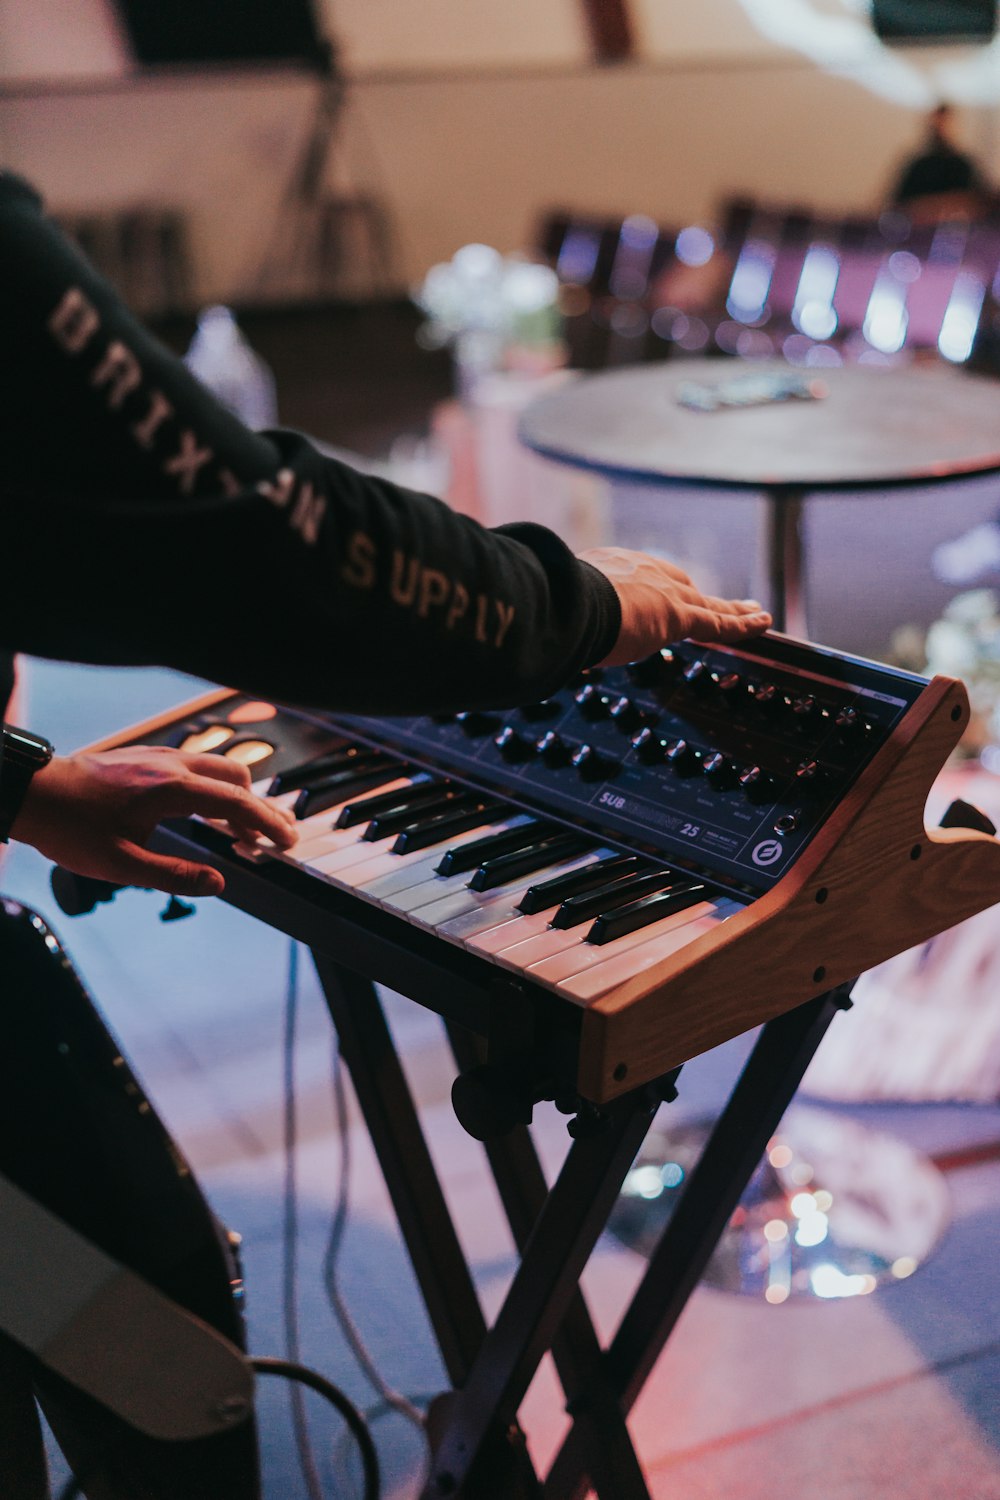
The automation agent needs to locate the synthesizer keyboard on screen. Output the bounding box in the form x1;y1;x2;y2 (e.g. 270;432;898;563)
86;632;1000;1106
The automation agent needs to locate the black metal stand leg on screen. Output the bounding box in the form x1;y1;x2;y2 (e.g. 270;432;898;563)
447;1023;657;1500
543;987;850;1500
311;952;487;1385
422;1084;660;1499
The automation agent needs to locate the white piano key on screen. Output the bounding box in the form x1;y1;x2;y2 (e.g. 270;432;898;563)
306;835;398;876
324;816;520;893
427;853;603;941
525;899;739;988
405;875;537;933
360;818;533;902
288;776;416;851
553;902;741;1002
457;853;609;953
485;918;587;966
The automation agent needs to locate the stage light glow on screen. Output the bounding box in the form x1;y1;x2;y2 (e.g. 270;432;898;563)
793;245;841;338
811;1264;879;1298
727;239;776;323
557;230;601;285
675;226;716;267
768;1143;794;1169
888;250;922;285
794;1210;830;1247
625;1164;665;1199
864;275;908;353
938;271;985;362
764;1218;789;1242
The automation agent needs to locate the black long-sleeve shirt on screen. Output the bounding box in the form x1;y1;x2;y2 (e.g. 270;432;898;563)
0;173;619;720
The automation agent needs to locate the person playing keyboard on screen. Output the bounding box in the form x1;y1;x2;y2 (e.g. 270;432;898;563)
0;170;769;893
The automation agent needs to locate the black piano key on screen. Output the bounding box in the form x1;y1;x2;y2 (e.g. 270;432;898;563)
267;744;372;796
292;761;408;820
516;853;646;915
551;869;681;930
335;775;440;829
469;832;592;892
586;883;707;946
435;820;555;876
364;788;464;842
391;799;507;855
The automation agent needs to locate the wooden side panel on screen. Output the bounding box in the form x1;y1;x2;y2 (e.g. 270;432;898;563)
577;675;1000;1101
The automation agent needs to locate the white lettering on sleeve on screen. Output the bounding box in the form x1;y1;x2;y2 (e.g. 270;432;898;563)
48;288;100;354
163;430;214;495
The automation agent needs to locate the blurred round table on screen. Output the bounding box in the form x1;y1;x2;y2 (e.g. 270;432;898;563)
519;359;1000;635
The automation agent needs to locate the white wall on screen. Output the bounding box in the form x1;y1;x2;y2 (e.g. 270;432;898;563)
1;0;997;300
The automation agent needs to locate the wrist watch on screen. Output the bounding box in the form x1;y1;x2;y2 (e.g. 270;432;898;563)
0;724;55;843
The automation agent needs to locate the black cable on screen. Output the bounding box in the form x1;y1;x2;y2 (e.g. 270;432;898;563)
281;939;326;1500
251;1357;379;1500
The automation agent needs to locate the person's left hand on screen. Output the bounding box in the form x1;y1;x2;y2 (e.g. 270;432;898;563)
11;745;297;896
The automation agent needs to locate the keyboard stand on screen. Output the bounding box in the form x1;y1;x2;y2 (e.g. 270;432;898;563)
312;951;851;1500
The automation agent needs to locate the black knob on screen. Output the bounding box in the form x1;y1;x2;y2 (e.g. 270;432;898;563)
568;667;605;688
536;730;573;768
716;671;747;707
834;706;870;741
702;751;738;789
682;659;715;693
739;765;776;804
665;738;700;776
572;744;619;782
494;726;534;763
627;647;681;688
574;684;612;721
519;699;561;722
609;696;651;733
752;682;786;716
791;694;818;727
795;759;827;794
456;710;502;737
631;727;667;764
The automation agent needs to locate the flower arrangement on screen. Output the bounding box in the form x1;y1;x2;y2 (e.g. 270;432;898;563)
413;243;564;396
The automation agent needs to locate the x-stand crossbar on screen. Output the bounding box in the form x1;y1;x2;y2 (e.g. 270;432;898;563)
313;950;852;1500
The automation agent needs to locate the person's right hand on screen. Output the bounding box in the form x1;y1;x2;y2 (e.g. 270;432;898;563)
578;547;772;665
11;744;297;897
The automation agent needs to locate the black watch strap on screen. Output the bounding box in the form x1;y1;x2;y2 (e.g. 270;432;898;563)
0;725;55;844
